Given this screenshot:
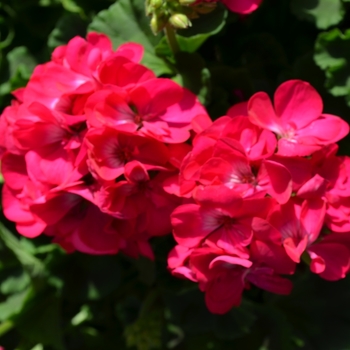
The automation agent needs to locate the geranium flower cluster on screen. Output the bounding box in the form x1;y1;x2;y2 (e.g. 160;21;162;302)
168;80;350;314
0;32;207;259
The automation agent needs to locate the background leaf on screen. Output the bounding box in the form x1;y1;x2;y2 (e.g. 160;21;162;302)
314;28;350;105
290;0;345;29
88;0;173;76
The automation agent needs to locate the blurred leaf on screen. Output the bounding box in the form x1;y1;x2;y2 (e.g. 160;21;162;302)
155;6;227;56
173;52;210;100
88;0;173;76
0;268;30;294
0;222;46;278
15;293;64;350
213;300;256;340
124;309;162;350
71;305;92;326
314;28;350;104
180;5;228;38
290;0;345;29
30;345;44;350
0;290;29;322
48;13;88;49
164;288;215;334
135;257;155;286
60;0;83;14
7;46;36;80
115;295;142;326
63;255;121;301
0;12;15;49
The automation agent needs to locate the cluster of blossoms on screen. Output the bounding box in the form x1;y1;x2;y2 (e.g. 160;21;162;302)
2;32;350;316
0;32;207;259
168;80;350;314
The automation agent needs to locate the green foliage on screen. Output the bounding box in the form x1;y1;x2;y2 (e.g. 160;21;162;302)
290;0;346;29
314;28;350;106
88;0;174;76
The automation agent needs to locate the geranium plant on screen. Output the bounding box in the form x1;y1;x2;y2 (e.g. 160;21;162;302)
0;0;350;349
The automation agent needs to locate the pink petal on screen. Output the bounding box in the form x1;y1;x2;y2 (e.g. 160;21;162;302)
259;160;292;204
300;198;326;244
115;42;144;63
171;204;216;247
297;174;328;198
226;101;248;116
209;255;252;269
283;236;308;263
247;269;293;295
248;91;281;134
205;270;245;314
274;80;323;129
250;240;295;275
130;78;183;116
308;242;350;281
221;0;262;14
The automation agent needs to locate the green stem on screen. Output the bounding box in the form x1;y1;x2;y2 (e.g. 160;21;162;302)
164;24;180;55
0;320;14;337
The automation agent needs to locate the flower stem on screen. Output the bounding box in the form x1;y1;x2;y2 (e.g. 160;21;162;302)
164;24;180;55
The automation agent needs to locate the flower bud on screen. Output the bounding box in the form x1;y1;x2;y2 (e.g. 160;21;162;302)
169;13;191;29
150;0;163;9
150;15;167;34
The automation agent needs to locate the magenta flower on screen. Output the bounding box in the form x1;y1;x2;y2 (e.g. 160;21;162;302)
248;80;349;156
221;0;262;14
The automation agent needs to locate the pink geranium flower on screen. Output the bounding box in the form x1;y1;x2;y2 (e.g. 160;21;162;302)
0;32;206;259
248;80;349;156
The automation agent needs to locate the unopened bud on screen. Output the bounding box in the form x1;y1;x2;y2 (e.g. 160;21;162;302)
150;15;167;34
150;0;163;9
169;13;191;29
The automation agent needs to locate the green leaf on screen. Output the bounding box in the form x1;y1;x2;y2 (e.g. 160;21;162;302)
134;257;155;286
155;6;227;56
71;305;92;326
0;222;46;279
314;28;350;104
88;0;173;76
0;268;30;294
48;13;88;49
7;46;37;83
171;52;211;104
213;300;256;340
124;309;162;350
15;293;64;350
60;0;83;14
63;255;121;301
290;0;345;29
0;290;29;322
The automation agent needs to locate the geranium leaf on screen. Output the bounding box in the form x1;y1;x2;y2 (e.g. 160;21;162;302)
0;290;29;322
15;293;64;350
48;13;88;49
155;6;227;56
314;28;350;105
0;223;46;279
88;0;173;76
290;0;345;29
0;268;30;295
7;46;37;84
